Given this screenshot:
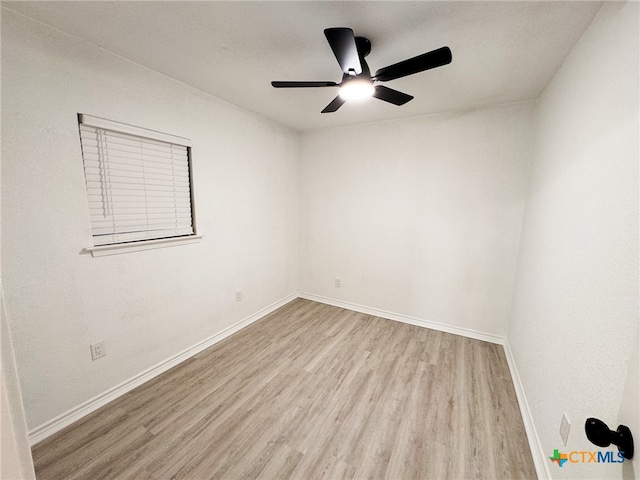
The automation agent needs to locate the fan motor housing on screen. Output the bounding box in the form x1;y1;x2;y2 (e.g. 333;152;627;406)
355;37;371;57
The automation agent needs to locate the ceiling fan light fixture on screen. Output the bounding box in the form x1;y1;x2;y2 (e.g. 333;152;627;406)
271;27;452;113
339;79;374;101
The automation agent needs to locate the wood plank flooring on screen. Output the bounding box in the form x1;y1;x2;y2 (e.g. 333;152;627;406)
32;299;536;479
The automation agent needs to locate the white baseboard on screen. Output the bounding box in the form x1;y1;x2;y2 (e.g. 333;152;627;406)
503;340;550;480
297;292;506;345
28;290;545;480
28;293;298;445
299;293;547;478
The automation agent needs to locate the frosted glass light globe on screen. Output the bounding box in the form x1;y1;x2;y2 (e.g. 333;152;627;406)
339;80;374;101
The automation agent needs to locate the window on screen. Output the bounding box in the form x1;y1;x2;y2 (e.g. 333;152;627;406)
78;114;198;254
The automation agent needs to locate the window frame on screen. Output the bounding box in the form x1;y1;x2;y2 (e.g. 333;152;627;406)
78;114;202;257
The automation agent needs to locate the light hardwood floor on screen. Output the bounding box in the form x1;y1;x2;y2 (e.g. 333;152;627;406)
32;299;536;479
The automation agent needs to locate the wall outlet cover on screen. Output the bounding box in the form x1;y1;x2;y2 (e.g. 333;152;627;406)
90;341;106;361
560;412;571;446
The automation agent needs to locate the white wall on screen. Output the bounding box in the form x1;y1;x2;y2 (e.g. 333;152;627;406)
508;2;639;479
299;102;534;337
1;9;298;431
2;8;638;480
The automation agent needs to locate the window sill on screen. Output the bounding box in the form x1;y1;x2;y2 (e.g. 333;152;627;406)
83;235;203;257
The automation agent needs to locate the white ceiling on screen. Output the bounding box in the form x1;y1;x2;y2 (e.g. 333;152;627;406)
4;1;602;132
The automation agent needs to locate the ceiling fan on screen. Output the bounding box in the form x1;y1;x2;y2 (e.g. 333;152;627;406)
271;27;452;113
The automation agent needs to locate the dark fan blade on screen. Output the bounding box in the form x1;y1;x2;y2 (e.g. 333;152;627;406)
321;95;346;113
374;46;452;82
271;81;339;88
372;85;414;106
324;28;362;75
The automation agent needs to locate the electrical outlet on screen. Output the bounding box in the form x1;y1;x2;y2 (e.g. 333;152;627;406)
560;412;571;446
334;278;341;288
235;290;242;302
90;341;106;361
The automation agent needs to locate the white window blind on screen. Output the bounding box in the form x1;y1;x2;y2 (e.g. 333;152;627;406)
78;115;195;246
